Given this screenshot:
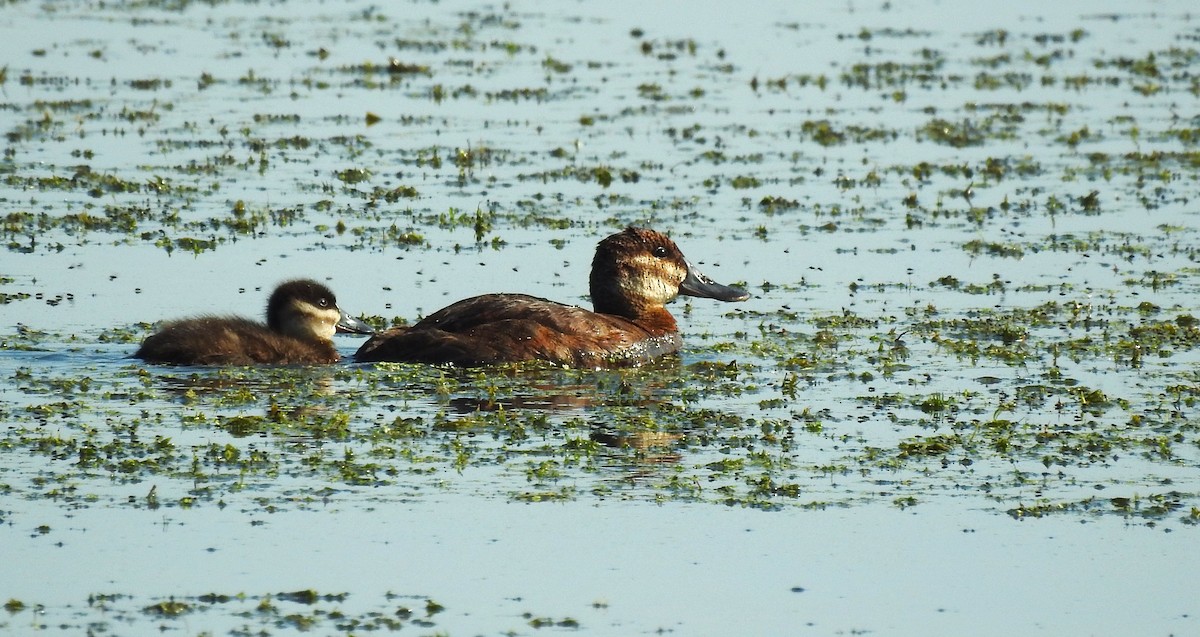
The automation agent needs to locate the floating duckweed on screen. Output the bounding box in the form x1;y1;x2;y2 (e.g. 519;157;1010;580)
143;600;191;616
3;11;1200;637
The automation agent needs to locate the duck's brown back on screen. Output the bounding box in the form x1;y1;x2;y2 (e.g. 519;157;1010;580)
353;294;682;367
136;317;340;366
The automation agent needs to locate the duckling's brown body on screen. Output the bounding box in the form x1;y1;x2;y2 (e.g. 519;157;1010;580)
355;228;748;367
136;316;343;365
135;279;372;366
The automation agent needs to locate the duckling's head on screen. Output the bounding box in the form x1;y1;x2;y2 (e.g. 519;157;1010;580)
589;227;749;319
267;279;373;342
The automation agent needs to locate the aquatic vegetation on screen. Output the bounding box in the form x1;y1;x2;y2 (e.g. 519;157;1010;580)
4;279;1198;522
2;2;1199;634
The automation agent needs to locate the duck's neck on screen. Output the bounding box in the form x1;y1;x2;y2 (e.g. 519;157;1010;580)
632;306;679;335
593;296;679;335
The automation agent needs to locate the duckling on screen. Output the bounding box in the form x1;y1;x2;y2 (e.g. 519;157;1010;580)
135;279;373;365
355;227;748;367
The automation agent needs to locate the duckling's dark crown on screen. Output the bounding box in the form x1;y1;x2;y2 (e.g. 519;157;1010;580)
266;279;337;330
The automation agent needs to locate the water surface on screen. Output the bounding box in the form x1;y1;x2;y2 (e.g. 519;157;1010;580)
2;0;1199;634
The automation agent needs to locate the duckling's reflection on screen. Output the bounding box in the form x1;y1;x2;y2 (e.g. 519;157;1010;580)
146;367;342;439
147;367;337;397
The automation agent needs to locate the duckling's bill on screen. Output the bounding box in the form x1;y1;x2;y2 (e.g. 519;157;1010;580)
679;260;750;302
336;311;375;335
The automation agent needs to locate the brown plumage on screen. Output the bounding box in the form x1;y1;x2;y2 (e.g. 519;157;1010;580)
134;279;373;366
354;227;749;367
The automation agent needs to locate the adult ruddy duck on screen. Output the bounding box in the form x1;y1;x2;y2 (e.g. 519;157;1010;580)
135;279;373;365
354;227;749;367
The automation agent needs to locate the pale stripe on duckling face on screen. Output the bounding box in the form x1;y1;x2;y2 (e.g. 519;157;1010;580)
282;299;341;342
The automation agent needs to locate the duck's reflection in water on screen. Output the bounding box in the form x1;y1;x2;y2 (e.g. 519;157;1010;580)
434;365;691;467
143;357;722;476
589;430;683;464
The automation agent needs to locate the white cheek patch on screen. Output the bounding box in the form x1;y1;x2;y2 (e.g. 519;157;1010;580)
626;253;660;270
648;276;677;301
285;300;339;340
620;253;685;302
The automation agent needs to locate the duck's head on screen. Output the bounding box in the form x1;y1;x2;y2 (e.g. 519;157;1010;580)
267;279;374;342
589;227;749;320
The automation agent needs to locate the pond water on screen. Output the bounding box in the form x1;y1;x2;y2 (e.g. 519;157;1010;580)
2;0;1199;634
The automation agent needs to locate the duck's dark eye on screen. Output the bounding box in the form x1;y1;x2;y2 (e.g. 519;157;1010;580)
652;246;669;258
317;297;330;308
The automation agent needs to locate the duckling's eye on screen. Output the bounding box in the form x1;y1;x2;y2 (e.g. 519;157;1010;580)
317;297;330;308
652;246;669;258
